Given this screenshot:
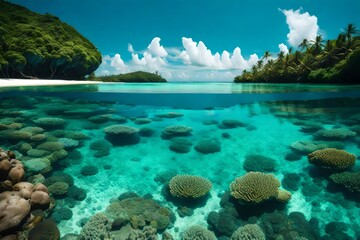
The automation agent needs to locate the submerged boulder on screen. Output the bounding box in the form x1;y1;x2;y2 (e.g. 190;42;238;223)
104;125;140;146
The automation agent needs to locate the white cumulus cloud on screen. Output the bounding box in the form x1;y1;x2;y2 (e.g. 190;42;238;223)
96;37;260;81
179;37;258;70
280;8;319;47
278;43;289;54
147;37;168;57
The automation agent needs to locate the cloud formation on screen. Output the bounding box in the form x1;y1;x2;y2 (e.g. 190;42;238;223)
280;8;319;47
278;43;289;54
98;37;259;81
179;37;258;70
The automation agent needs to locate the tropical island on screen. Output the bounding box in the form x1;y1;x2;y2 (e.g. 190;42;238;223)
234;25;360;84
89;71;167;83
0;0;102;80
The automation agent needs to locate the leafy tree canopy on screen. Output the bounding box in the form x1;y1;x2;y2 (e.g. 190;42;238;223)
0;0;102;79
234;24;360;84
90;71;167;82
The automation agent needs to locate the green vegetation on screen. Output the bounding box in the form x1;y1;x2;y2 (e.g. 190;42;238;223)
92;71;167;82
0;0;102;79
234;24;360;84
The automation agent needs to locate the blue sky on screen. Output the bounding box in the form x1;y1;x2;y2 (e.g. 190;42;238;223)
9;0;360;81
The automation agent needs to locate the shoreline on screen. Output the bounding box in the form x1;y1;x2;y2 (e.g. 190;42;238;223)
0;78;101;88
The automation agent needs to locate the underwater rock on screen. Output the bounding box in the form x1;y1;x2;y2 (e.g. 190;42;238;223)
282;173;302;191
207;208;240;237
44;172;74;187
161;125;192;139
202;119;219;125
230;224;266;240
48;182;69;196
58;138;79;149
106;197;175;231
230;172;290;205
259;211;320;240
182;225;216;240
330;172;360;192
194;138;221;154
0;191;31;233
243;154;277;172
169;137;192;153
290;140;345;154
27;149;51;158
37;142;64;152
139;127;155;137
218;119;245;129
33;117;65;129
51;207;73;223
23;158;52;175
308;148;356;170
28;219;60;240
177;206;194;218
314;128;356;140
81;165;99;176
104;125;140;146
285;152;302;161
156;112;183;118
133;118;152;125
154;169;178;184
67;185;87;201
90;140;111;157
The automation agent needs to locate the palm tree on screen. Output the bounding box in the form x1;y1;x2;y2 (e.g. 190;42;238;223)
310;35;324;55
257;59;264;69
298;39;309;51
320;40;338;66
277;51;285;61
343;23;358;43
288;47;293;55
263;50;271;60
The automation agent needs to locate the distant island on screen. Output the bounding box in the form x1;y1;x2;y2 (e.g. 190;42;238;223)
90;71;167;82
234;25;360;84
0;0;102;80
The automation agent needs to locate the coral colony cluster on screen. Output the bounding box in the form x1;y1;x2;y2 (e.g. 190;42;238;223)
0;95;359;239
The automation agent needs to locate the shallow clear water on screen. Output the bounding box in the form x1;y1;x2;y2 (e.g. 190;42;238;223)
1;83;360;239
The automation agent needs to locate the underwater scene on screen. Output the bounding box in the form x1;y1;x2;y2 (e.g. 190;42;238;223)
1;83;360;240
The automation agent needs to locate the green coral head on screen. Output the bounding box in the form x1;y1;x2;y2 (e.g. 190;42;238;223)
169;174;212;198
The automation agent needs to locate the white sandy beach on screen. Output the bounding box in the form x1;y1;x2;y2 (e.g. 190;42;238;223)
0;78;101;87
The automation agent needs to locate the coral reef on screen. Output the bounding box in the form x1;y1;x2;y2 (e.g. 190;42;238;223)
307;148;356;170
330;172;360;192
169;138;192;153
230;172;290;204
169;174;212;198
314;128;356;140
243;155;277;172
80;213;112;240
104;125;140;146
194;139;221;154
182;225;216;240
230;224;266;240
161;125;192;139
33;117;65;129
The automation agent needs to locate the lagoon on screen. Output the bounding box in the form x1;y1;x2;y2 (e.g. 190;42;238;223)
1;83;360;239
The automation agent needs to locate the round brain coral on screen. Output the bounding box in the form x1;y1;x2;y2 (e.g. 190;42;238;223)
104;125;140;146
307;148;356;170
33;117;65;128
182;225;216;240
231;224;266;240
230;172;280;204
169;174;212;198
330;172;360;192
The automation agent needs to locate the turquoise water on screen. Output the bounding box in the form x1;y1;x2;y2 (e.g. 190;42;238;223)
1;83;360;239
